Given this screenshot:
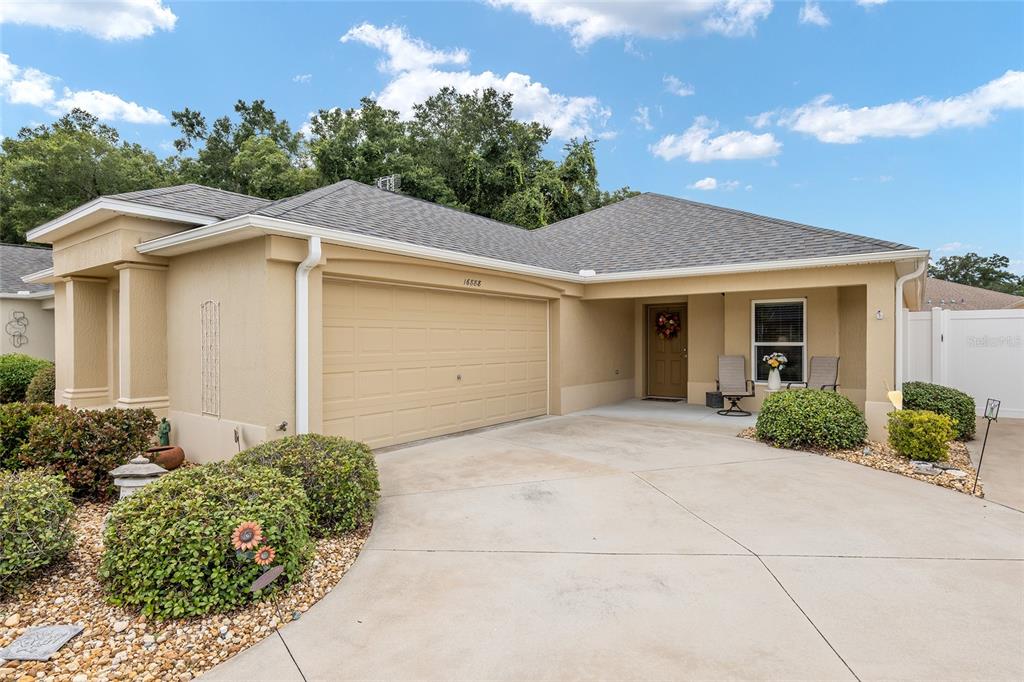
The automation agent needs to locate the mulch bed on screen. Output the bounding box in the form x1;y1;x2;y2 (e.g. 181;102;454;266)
739;428;984;498
1;503;369;682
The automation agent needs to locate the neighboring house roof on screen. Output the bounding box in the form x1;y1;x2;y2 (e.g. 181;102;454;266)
916;277;1024;311
107;184;274;220
37;180;923;277
0;243;53;295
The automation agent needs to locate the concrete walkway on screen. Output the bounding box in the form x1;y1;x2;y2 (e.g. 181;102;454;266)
205;405;1024;681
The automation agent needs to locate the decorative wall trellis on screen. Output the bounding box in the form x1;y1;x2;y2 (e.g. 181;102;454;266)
200;300;220;416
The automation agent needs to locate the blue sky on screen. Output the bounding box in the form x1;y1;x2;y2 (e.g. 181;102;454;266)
1;1;1022;269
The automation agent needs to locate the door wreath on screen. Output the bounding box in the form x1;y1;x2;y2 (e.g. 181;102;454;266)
654;311;680;340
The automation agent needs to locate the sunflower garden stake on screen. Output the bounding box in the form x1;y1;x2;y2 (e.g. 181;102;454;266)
232;522;288;625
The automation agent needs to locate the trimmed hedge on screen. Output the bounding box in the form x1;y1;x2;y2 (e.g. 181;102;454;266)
233;434;379;535
0;402;60;471
20;407;157;499
902;382;976;441
1;469;75;595
888;409;956;462
100;463;313;619
756;389;867;450
25;364;56;404
0;354;51;404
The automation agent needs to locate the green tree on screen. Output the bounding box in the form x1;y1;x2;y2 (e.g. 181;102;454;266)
170;100;307;195
0;110;175;243
930;252;1024;296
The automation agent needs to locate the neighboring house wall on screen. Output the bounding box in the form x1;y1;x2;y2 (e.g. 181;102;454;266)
905;307;1024;418
0;298;55;360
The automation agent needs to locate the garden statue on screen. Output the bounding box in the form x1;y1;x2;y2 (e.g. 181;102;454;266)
158;417;171;446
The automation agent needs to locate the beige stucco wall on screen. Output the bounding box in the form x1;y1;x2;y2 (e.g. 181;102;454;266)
555;296;635;414
686;293;725;402
1;297;55;360
838;286;867;407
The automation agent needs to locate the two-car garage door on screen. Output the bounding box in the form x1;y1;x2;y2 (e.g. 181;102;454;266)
322;279;548;448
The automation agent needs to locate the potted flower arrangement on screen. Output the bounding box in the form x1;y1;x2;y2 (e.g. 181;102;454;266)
762;352;788;390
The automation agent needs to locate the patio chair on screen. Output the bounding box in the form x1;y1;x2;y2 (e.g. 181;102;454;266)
717;355;755;416
787;356;840;391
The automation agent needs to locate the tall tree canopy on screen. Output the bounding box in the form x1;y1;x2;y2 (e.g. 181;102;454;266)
1;89;637;243
930;252;1024;296
0;110;174;243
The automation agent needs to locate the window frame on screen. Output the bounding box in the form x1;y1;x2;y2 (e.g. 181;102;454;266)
750;297;807;384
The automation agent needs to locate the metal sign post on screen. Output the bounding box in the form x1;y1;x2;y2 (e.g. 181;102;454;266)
973;398;1000;496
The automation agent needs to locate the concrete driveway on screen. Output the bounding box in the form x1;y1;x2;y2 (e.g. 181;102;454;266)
206;404;1024;681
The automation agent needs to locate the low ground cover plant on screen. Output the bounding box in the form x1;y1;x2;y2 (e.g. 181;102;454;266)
25;364;56;404
888;409;956;462
100;463;313;619
756;389;867;450
0;402;61;470
0;354;52;403
0;469;75;595
233;433;379;535
20;406;157;498
902;381;975;440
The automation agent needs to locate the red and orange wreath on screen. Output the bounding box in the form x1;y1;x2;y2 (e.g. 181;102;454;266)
655;312;681;340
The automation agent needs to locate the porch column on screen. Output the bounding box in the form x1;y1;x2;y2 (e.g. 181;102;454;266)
60;276;110;407
115;263;169;412
864;277;896;441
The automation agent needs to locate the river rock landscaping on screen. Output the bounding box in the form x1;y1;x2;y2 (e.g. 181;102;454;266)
0;502;369;681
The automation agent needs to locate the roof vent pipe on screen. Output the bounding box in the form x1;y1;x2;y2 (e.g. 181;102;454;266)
295;236;321;434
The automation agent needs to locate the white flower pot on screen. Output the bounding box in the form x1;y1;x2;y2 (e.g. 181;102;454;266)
768;368;781;391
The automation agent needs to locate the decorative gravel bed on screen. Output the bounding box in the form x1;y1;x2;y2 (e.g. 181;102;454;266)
1;502;369;681
739;428;984;498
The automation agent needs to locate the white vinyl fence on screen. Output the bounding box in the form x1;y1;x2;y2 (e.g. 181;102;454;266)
904;307;1024;418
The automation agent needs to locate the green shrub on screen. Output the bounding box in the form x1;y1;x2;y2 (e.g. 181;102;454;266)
0;354;51;403
756;389;868;450
888;409;956;462
25;364;56;404
233;434;379;535
0;469;75;595
100;463;313;619
20;407;157;499
902;382;976;440
0;402;61;471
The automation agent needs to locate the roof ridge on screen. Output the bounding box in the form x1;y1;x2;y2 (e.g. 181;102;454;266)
642;192;911;251
255;180;355;218
108;184;198;200
536;192;650;232
0;243;52;251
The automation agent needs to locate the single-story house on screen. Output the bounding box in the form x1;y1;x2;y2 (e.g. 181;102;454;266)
915;276;1024;311
1;243;55;360
24;180;928;461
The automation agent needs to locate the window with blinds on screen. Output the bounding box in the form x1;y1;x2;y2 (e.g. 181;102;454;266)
752;299;805;382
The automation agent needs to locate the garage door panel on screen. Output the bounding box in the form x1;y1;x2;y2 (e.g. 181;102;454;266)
323;279;547;448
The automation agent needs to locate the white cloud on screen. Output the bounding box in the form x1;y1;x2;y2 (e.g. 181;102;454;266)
0;53;167;124
485;0;772;48
632;105;653;131
293;74;312;84
799;1;830;27
651;116;782;162
688;177;742;191
879;174;893;183
935;242;964;253
664;74;695;97
773;70;1024;143
856;0;888;6
342;24;610;140
0;0;176;40
341;23;468;74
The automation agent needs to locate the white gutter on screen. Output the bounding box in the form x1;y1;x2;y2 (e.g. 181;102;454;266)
136;213;930;285
295;236;321;434
0;291;53;300
894;257;928;389
21;267;54;284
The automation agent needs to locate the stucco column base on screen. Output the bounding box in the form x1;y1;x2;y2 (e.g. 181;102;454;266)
61;386;112;408
865;400;895;442
115;395;170;415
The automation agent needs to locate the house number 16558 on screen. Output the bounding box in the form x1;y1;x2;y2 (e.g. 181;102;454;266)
463;278;483;287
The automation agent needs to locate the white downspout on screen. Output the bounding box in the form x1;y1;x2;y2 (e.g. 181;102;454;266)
894;257;927;390
295;236;321;434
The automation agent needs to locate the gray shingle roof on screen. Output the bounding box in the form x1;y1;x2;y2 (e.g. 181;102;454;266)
1;244;53;294
535;193;915;274
107;184;273;220
107;181;917;275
